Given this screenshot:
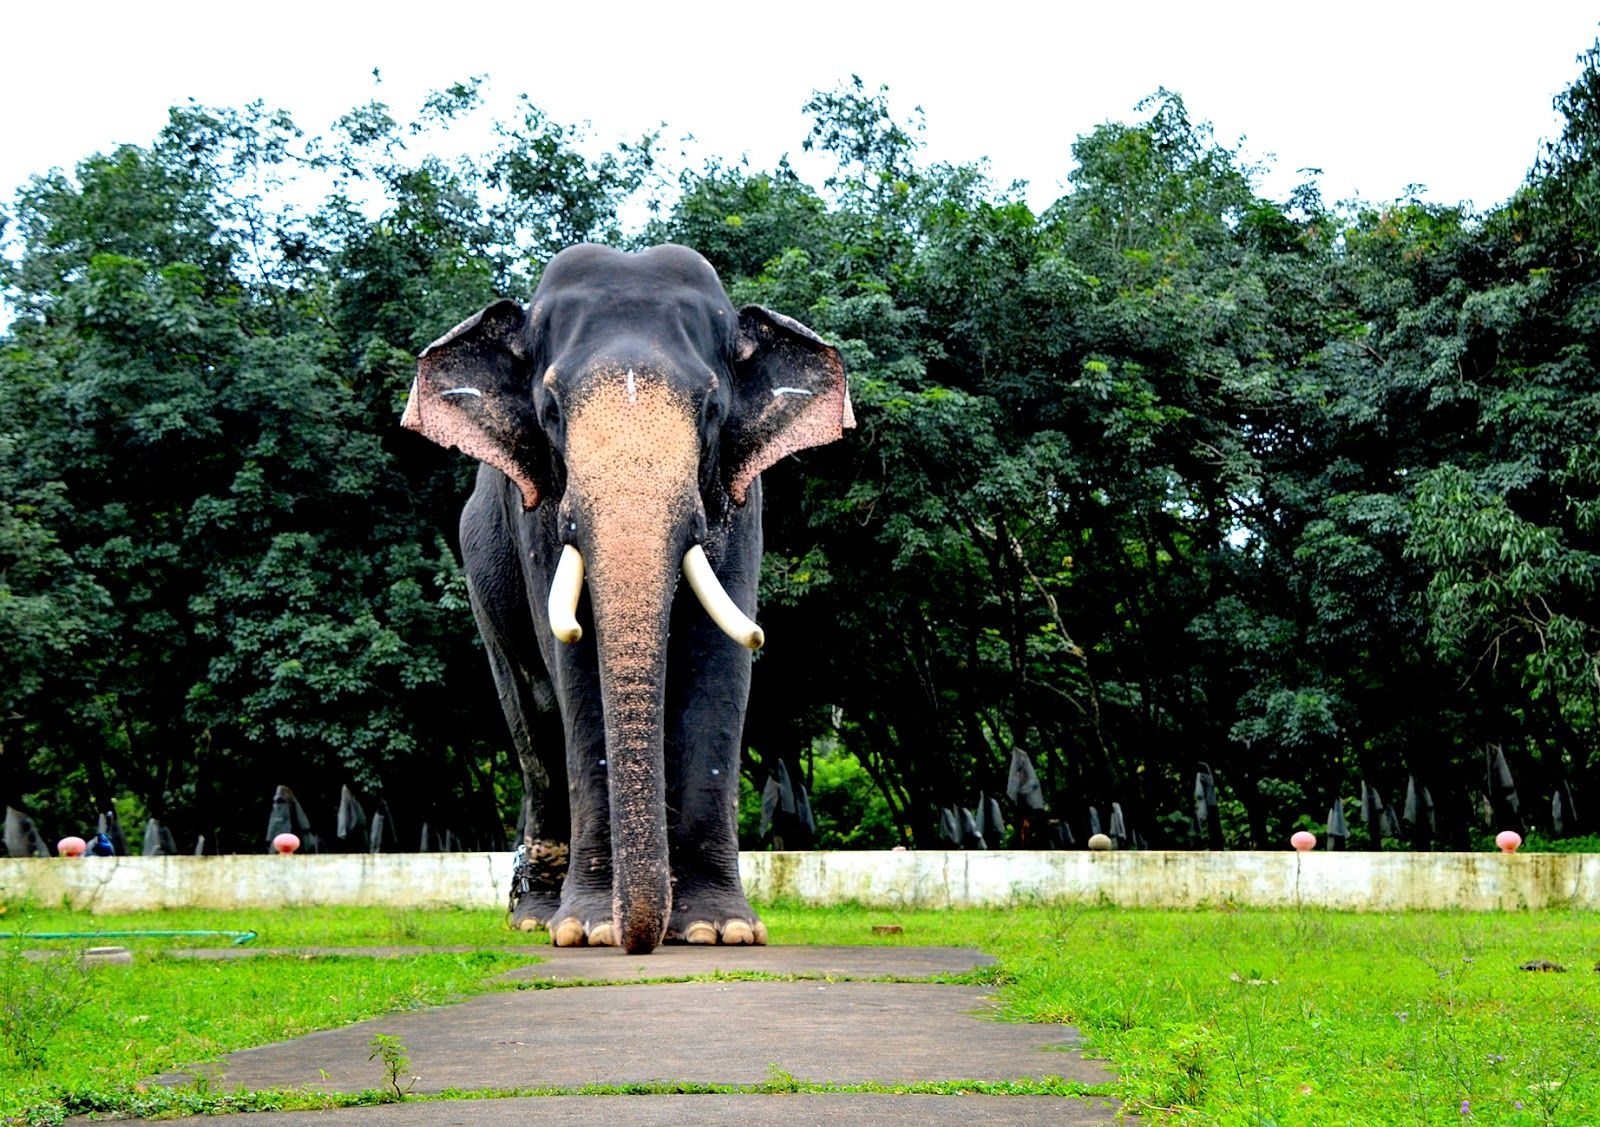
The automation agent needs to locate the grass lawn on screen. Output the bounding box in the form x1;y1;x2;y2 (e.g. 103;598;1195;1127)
1;901;1596;1125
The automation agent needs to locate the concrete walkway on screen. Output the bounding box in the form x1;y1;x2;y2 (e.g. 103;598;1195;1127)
129;1094;1112;1125
140;945;1124;1125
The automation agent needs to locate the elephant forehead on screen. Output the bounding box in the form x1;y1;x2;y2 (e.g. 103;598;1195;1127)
564;375;699;508
534;253;734;363
544;309;729;379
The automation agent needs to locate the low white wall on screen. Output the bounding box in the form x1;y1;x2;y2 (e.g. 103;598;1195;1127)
1;850;1596;915
740;850;1600;911
0;853;509;915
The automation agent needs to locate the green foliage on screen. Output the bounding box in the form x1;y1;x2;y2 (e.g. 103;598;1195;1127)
0;90;657;848
804;740;902;848
0;938;91;1070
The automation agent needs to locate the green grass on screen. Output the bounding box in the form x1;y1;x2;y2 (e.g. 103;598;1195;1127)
2;902;1597;1125
0;903;541;949
771;902;1600;1124
792;902;1600;1125
0;944;531;1125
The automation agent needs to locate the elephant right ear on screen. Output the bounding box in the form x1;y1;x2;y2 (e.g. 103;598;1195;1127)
723;306;854;506
401;300;547;509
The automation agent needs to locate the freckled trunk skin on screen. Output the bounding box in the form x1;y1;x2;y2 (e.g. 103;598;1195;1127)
587;541;676;953
565;376;699;954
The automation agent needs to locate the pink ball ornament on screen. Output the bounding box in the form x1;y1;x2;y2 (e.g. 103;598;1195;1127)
1495;830;1522;853
56;836;87;858
272;832;301;855
1290;831;1316;852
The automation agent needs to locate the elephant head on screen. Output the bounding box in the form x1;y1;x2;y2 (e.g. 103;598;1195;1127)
401;244;851;952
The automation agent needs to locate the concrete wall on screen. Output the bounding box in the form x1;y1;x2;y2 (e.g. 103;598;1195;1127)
3;850;1597;914
741;850;1600;911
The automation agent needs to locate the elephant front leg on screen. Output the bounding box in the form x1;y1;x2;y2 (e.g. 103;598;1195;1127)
665;811;767;946
663;611;766;946
545;661;626;947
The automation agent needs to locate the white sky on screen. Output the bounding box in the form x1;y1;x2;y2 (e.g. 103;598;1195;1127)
2;2;1596;219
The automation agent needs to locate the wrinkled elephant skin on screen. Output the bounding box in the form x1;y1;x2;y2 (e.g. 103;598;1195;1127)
402;245;852;953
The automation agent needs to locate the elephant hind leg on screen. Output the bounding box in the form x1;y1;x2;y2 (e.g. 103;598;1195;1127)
506;697;569;931
472;602;568;931
509;838;569;932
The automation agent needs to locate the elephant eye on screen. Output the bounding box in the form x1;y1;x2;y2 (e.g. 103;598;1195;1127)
538;392;562;433
700;389;724;432
537;366;563;431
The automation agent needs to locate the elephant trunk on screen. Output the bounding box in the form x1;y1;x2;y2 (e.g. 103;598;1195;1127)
563;371;702;953
590;565;674;954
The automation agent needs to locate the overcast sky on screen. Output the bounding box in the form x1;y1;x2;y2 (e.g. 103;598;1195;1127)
3;3;1597;219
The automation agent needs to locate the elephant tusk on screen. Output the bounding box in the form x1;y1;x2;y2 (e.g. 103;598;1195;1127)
682;545;764;650
548;544;585;644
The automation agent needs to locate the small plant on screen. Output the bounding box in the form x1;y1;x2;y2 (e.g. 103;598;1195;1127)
367;1032;414;1101
1163;1021;1215;1108
0;936;92;1070
385;911;425;943
760;1062;802;1093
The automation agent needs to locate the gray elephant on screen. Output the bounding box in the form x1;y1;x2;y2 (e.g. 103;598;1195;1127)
402;244;852;953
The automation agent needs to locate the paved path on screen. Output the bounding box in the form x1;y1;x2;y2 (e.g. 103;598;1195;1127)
130;1094;1113;1125
164;943;989;981
138;945;1124;1125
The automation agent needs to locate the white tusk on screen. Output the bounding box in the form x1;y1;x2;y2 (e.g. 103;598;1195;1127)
548;544;585;644
682;545;764;650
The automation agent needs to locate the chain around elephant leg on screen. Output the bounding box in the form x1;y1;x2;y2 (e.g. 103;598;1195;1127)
509;838;569;932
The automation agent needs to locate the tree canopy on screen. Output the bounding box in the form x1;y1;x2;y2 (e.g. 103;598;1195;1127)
4;50;1600;852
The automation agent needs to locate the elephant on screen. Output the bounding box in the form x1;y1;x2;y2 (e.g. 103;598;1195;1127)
401;244;852;954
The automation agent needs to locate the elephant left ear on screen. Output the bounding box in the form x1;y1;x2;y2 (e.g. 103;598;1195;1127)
724;306;854;505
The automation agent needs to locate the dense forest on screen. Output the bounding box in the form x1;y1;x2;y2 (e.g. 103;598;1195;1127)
3;46;1599;854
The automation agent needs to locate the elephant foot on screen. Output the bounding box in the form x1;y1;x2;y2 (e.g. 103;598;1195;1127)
666;889;767;945
680;918;768;945
511;890;562;933
508;839;569;932
547;882;623;947
551;916;617;947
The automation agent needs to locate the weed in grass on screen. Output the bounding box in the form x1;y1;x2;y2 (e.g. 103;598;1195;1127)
1160;1022;1215;1108
368;1032;415;1101
0;937;91;1071
1218;963;1290;1125
761;1063;803;1093
385;910;427;943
